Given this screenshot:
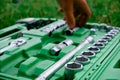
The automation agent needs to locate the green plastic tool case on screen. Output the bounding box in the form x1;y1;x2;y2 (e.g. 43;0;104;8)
0;18;120;80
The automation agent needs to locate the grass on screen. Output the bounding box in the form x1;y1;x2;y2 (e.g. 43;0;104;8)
0;0;120;29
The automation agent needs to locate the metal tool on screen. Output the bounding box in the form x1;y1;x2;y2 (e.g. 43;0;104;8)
81;51;96;58
64;27;79;35
94;42;105;48
105;33;114;38
35;36;93;80
50;39;73;56
102;36;112;41
42;20;66;33
0;38;26;54
88;46;100;53
74;55;90;65
64;62;83;80
112;29;119;32
108;31;117;36
98;39;108;45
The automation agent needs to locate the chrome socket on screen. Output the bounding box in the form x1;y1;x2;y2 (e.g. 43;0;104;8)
111;29;119;33
105;34;114;38
42;20;66;33
88;46;100;53
64;27;79;35
94;42;105;48
64;62;83;80
0;38;26;54
50;39;73;56
63;39;74;46
81;51;96;58
74;56;90;65
108;32;117;35
98;39;108;45
102;36;112;41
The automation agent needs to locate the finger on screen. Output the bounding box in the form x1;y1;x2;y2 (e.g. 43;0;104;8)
75;0;91;18
63;8;76;29
77;13;88;27
74;0;91;27
57;0;76;29
73;9;83;27
73;4;86;27
63;16;66;20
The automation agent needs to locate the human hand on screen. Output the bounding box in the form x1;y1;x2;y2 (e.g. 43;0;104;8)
57;0;91;30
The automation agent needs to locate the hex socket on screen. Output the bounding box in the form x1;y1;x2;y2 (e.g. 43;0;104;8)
94;42;105;48
81;51;95;58
74;56;90;65
102;36;112;41
108;32;117;35
50;39;73;56
105;34;114;38
64;62;83;80
98;39;108;45
88;46;100;53
111;29;119;33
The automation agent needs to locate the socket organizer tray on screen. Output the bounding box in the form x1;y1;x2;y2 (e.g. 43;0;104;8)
0;18;120;80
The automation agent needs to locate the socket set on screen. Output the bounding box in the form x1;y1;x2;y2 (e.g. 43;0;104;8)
0;18;120;80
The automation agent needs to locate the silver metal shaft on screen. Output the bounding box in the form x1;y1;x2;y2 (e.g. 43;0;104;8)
0;44;15;54
35;36;93;80
0;38;26;54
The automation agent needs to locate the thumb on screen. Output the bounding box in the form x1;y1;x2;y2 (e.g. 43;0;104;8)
63;10;76;29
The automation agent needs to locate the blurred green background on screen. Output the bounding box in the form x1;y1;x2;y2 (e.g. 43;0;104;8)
0;0;120;29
